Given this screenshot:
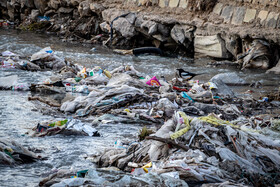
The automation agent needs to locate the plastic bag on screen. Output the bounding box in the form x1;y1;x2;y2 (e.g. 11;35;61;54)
146;76;161;87
30;47;53;61
0;75;18;89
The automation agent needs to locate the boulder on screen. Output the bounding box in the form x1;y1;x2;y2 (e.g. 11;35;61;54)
78;1;92;17
58;7;74;14
141;20;158;35
157;24;169;37
102;8;128;22
266;60;280;74
125;13;137;25
48;0;60;10
34;0;48;14
171;24;195;48
89;3;105;15
7;2;14;20
113;17;136;38
30;9;40;21
44;9;55;17
69;0;83;7
0;0;7;7
194;34;231;59
21;0;35;8
100;22;110;33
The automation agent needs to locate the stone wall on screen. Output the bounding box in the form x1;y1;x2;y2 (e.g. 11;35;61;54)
213;2;280;28
126;0;280;29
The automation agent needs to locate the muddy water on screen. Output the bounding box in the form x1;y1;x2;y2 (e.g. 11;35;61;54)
0;29;279;186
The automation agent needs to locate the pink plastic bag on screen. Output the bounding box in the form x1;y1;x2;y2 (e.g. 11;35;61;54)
146;76;161;87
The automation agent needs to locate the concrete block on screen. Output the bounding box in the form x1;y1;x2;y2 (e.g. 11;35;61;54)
159;0;169;7
244;9;257;23
231;7;246;25
221;5;234;23
169;0;179;8
213;3;223;15
179;0;188;8
257;10;269;24
266;12;279;28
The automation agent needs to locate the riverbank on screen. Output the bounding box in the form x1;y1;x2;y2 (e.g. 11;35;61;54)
1;0;280;74
0;29;280;186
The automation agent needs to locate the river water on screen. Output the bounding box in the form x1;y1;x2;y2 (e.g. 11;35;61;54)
0;29;279;186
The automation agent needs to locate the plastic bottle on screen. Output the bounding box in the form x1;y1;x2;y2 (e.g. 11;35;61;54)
103;69;112;78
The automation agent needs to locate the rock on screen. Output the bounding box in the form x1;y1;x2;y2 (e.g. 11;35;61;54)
266;60;280;74
169;0;179;8
48;0;60;10
102;8;129;22
213;3;223;15
22;0;35;8
157;24;169;37
100;22;110;33
265;12;279;29
89;3;105;15
159;0;168;8
194;34;231;59
113;17;136;38
257;10;268;25
34;0;48;14
58;7;74;14
210;72;246;85
69;0;83;7
30;9;40;21
141;20;158;35
221;34;240;58
0;0;7;7
243;8;256;23
78;1;92;17
220;5;234;23
7;2;14;20
44;9;55;17
231;7;246;25
171;24;195;48
125;13;137;25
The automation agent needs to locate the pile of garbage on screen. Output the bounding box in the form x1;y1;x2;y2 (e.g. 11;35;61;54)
0;138;39;165
0;47;67;71
1;47;280;186
31;118;100;137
